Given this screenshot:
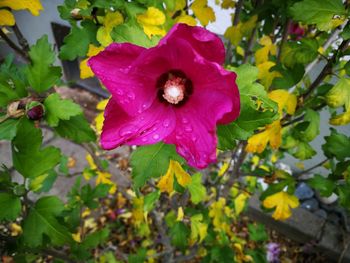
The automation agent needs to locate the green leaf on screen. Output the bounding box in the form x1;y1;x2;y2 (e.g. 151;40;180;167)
208;246;235;263
291;141;316;160
143;190;160;212
82;228;109;249
272;64;305;89
290;0;346;31
293;109;320;142
0;55;27;106
130;142;183;189
81;184;110;209
12;118;61;178
26;35;62;92
22;196;72;247
308;174;335;197
0;119;18;141
44;93;82;127
111;21;160;48
322;129;350;161
187;173;206;204
248;223;268;242
218;65;279;147
169;221;190;249
344;61;350;76
29;170;57;193
338;184;350;208
59;22;96;60
247;249;268;263
128;248;147;263
0;193;21;221
54;114;96;143
281;39;319;67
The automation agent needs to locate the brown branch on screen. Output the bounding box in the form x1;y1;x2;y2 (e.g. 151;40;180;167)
302;39;350;102
277;19;291;64
243;26;257;63
296;159;328;177
12;24;30;52
0;29;29;62
221;141;248;198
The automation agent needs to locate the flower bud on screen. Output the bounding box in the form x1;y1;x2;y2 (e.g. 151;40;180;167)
26;101;45;120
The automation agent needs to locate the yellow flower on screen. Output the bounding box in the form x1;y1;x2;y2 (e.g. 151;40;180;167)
157;160;192;194
191;0;215;26
263;191;299;220
94;99;109;134
209;198;233;233
137;7;166;39
246;121;282;153
85;154;117;194
79;45;104;79
96;11;123;46
0;10;15;26
257;61;282;88
224;15;257;46
0;0;43;16
255;36;277;65
268;89;297;116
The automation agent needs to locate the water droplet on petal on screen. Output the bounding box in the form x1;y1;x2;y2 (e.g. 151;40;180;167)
163;119;170;128
141;138;148;142
181;117;189;124
127;92;135;100
119;125;137;137
210;152;216;161
153;134;160;140
117;89;124;96
142;104;148;109
191;135;197;142
184;125;192;132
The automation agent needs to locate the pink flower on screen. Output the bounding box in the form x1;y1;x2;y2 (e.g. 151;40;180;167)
88;24;240;169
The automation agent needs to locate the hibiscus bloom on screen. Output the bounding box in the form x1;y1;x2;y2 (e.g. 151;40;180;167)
89;23;240;169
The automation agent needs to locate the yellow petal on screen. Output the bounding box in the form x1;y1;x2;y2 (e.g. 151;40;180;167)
263;191;299;220
173;160;192;187
86;154;97;170
218;162;229;176
326;78;350;110
96;171;117;194
176;14;197;26
268;89;297;116
191;0;215;26
96;27;113;47
257;61;282;88
234;193;249;216
72;231;81;243
221;0;235;9
176;207;184;221
10;223;22;236
0;10;15;26
157;161;175;194
103;11;123;30
1;0;43;16
330;110;350;126
255;36;277;65
246;120;282;153
79;58;94;79
137;7;166;38
224;24;242;46
80;45;104;79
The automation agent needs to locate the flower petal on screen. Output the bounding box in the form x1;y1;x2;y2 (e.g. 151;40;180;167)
165;90;232;169
88;43;157;115
101;99;175;149
160;23;225;65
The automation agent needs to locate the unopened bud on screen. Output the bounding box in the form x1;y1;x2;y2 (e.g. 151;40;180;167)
26;101;45;120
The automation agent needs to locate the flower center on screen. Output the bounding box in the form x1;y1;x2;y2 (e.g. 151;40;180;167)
156;70;193;107
162;77;185;104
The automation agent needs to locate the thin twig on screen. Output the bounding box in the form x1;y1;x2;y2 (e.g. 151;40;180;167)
12;24;30;52
276;19;291;64
0;29;29;61
296;159;328;176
